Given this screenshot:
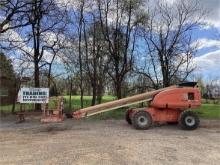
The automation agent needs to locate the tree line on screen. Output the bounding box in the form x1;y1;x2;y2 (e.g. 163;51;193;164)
0;0;210;110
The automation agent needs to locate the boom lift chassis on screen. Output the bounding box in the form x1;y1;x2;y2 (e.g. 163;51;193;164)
73;82;201;130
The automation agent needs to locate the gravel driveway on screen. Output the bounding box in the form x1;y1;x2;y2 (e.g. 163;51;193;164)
0;116;220;165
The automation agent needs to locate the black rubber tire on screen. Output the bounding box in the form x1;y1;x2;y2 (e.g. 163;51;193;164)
179;111;200;130
125;110;132;125
132;111;152;130
167;122;178;125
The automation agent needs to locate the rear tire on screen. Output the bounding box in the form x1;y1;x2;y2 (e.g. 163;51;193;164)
125;110;132;125
179;111;200;130
167;122;178;125
132;111;152;130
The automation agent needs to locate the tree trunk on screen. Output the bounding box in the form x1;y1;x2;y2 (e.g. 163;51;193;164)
11;94;17;114
161;62;170;87
163;73;170;87
78;1;84;108
11;80;18;114
11;99;16;114
34;61;41;111
115;81;122;99
69;78;73;110
48;63;52;88
96;83;103;104
79;57;84;109
91;56;97;106
91;81;97;106
97;95;102;104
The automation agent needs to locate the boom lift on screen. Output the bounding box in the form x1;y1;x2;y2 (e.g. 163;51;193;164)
73;82;201;130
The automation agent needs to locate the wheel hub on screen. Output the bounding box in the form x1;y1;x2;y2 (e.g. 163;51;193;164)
138;116;148;126
185;116;195;126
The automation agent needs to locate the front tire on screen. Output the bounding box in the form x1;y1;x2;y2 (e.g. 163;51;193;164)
132;111;152;130
179;111;200;130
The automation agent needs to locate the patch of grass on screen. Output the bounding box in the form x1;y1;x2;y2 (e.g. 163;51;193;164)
0;97;62;112
0;96;116;112
63;95;116;111
91;104;220;120
89;108;127;120
195;104;220;119
0;104;34;112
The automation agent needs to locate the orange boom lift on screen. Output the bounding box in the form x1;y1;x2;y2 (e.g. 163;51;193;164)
73;82;201;130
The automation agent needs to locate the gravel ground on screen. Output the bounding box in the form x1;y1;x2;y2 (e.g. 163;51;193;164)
0;115;220;165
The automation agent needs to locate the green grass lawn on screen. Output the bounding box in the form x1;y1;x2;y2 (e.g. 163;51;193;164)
63;95;116;110
194;104;220;119
1;95;219;120
0;96;116;112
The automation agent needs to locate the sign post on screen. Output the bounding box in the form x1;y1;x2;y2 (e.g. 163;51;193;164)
18;88;49;104
17;88;63;123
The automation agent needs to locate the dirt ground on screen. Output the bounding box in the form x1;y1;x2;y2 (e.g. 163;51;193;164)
0;116;220;165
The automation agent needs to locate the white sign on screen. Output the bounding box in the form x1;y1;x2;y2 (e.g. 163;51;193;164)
18;88;49;103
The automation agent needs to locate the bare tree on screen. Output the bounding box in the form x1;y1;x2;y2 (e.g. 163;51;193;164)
4;0;67;110
0;0;31;33
138;0;204;88
83;19;109;105
77;0;85;108
97;0;146;98
40;32;66;88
